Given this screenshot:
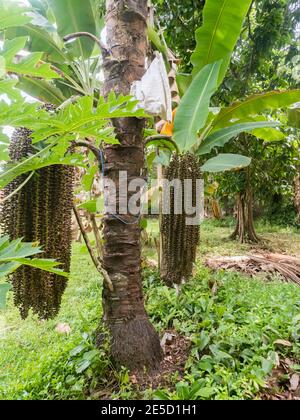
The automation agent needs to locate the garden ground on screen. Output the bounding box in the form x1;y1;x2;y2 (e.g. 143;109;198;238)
0;219;299;400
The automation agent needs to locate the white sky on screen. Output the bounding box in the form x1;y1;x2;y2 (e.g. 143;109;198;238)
7;0;30;5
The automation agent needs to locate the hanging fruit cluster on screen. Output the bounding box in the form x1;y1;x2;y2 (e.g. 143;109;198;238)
0;126;74;319
161;153;201;286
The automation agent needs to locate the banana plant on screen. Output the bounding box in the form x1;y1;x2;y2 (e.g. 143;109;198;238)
174;69;299;172
148;0;300;172
144;0;300;275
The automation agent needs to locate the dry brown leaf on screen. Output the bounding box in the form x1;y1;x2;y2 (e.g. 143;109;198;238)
274;339;293;347
130;374;138;384
55;323;71;334
290;374;300;391
205;253;300;286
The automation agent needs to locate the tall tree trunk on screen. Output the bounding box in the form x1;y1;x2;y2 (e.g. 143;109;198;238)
230;167;260;243
294;166;300;223
211;198;222;219
101;0;162;371
230;189;260;243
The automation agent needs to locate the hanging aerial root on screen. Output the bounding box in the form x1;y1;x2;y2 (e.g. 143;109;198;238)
161;153;201;286
0;123;74;319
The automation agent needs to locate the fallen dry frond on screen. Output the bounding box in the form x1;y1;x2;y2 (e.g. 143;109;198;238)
205;253;300;286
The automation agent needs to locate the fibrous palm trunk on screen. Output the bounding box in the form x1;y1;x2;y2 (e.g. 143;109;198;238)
101;0;162;370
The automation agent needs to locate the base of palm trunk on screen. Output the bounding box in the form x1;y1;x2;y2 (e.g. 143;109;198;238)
109;317;163;371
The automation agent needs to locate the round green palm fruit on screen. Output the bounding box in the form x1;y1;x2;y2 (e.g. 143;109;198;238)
161;153;201;286
1;125;74;319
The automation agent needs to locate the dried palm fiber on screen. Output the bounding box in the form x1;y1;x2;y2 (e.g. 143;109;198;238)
0;116;74;319
161;153;201;286
205;253;300;286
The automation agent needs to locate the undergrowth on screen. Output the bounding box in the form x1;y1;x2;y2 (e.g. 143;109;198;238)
0;224;299;400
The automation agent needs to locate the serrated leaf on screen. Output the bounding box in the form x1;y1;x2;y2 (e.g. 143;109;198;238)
6;52;60;79
14;257;68;277
27;95;146;144
0;79;22;101
0;146;84;189
0;235;68;288
2;37;27;62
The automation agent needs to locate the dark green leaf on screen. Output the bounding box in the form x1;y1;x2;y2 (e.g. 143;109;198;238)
198;121;279;155
0;283;11;310
174;61;222;152
48;0;97;58
191;0;252;83
201;153;251;172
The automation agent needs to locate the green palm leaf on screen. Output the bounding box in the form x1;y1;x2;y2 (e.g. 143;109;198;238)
201;153;251;172
213;90;300;130
197;121;279;155
48;0;97;58
191;0;252;83
174;61;222;152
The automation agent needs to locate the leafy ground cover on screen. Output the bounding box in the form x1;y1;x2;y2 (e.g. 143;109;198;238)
0;220;299;400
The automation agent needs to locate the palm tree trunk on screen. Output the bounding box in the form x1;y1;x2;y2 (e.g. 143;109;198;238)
101;0;162;371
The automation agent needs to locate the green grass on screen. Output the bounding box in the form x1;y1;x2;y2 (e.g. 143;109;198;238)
145;270;300;400
0;248;107;400
0;221;299;400
145;217;300;258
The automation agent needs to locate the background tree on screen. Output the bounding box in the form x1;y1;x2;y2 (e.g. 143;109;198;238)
152;0;205;72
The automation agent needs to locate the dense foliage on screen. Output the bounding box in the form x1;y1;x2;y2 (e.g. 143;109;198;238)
1;225;300;400
0;0;299;401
